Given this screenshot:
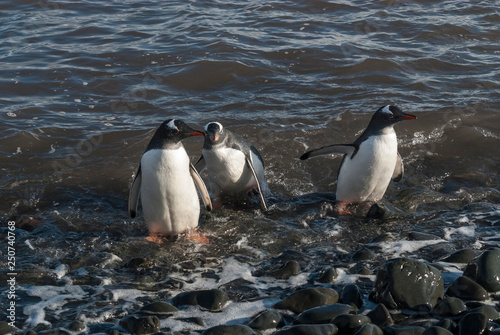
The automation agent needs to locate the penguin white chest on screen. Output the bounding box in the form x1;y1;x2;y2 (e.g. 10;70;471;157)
140;148;199;235
336;132;398;203
203;147;251;191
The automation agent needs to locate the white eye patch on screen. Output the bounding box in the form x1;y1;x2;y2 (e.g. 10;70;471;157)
166;119;179;131
205;122;224;133
380;105;393;116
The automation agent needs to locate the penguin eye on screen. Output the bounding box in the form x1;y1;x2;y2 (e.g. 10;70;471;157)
388;113;394;118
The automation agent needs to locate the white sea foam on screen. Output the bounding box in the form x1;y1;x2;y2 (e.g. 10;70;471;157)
369;239;444;258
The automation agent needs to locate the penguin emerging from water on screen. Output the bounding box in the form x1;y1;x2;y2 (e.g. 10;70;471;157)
300;105;416;212
128;119;212;243
194;122;269;210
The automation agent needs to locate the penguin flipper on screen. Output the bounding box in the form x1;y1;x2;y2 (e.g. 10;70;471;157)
245;156;268;211
128;165;142;218
300;144;355;160
392;152;404;182
194;155;206;172
189;163;213;211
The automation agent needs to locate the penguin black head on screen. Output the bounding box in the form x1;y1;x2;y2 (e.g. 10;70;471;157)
368;105;416;131
146;119;204;150
204;122;225;144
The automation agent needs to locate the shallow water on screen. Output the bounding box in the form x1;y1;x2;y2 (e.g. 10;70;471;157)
1;0;500;332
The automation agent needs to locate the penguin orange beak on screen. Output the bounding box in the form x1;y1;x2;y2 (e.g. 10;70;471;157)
402;114;417;120
210;134;219;141
189;131;205;136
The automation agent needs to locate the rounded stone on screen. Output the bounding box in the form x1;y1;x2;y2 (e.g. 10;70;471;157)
369;258;444;309
172;289;229;312
446;276;488;301
331;314;371;333
435;319;457;334
202;324;257;335
422;326;453;335
296;303;354;324
458;312;487;335
247;309;283;330
463;247;500;292
274;324;338;335
340;284;364;309
67;320;86;332
273;288;339;314
140;301;179;316
366;304;394;328
382;326;425;335
353;323;383;335
119;315;160;335
408;231;440;241
439;249;478;263
351;248;376;261
269;261;301;279
469;306;500;321
432;297;466;316
318;268;339;284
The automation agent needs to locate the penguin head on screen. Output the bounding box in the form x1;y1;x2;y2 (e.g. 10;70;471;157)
204;122;225;144
147;119;204;150
372;105;417;127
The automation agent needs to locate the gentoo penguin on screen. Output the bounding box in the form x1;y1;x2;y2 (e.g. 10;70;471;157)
194;122;269;210
300;105;416;210
128;119;212;242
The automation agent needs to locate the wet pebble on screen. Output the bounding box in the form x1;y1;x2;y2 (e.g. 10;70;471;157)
408;231;440;241
469;305;499;321
295;303;354;324
353;323;383;335
0;322;16;335
331;314;371;334
67;320;86;332
139;301;179;317
439;249;478;263
458;312;487;335
446;276;488;301
247;309;283;330
269;260;301;279
339;284;364;309
464;247;500;292
119;315;160;335
351;247;376;262
317;267;339;284
172;289;229;312
382;325;426;335
435;319;457;333
274;324;338;335
370;258;444;309
421;326;453;335
366;304;393;328
202;324;256;335
432;297;466;316
273;287;339;313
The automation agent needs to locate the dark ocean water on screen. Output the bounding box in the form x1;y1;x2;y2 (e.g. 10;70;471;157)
1;0;499;332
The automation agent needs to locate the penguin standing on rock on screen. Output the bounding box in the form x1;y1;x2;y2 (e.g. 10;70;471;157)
128;119;212;243
195;122;269;210
300;105;416;213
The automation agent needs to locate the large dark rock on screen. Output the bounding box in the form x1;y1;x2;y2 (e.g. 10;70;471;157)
458;312;487;335
366;304;393;328
274;324;338;335
432;297;466;316
353;323;383;335
139;301;179;317
446;276;488;301
421;326;453;335
439;249;478;263
119;315;160;335
273;288;339;314
296;303;354;324
464;247;500;292
369;258;444;309
202;324;256;335
172;289;229;312
331;314;371;334
269;261;301;279
247;309;283;330
339;284;363;309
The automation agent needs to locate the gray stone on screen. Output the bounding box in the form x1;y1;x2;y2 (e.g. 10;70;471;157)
247;309;283;330
435;319;457;333
432;297;466;316
172;289;229;312
422;326;453;335
366;304;393;328
458;312;487;335
0;322;16;335
318;268;339;284
469;306;499;321
446;276;488;301
202;324;256;335
370;258;444;309
439;249;478;263
269;261;301;279
140;301;179;316
464;247;500;292
353;324;383;335
351;248;376;261
408;231;440;241
273;288;339;314
274;324;338;335
382;326;425;335
340;284;363;309
331;314;370;333
67;320;86;332
296;303;354;324
119;315;160;335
